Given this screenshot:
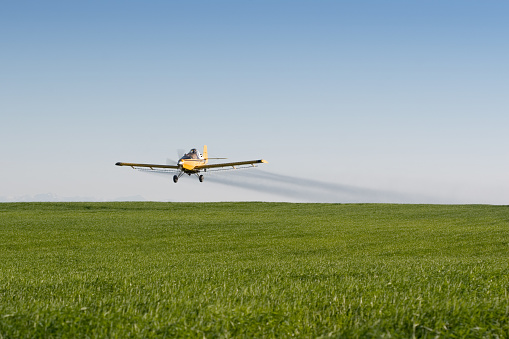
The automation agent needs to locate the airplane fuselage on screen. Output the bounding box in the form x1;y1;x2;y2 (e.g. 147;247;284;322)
178;159;206;173
177;148;207;173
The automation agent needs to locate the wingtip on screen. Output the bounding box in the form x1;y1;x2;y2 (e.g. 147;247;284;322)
115;162;122;166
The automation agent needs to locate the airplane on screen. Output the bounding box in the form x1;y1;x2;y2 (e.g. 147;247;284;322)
115;145;267;183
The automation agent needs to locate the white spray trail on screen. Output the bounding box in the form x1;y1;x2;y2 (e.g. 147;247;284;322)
205;169;433;203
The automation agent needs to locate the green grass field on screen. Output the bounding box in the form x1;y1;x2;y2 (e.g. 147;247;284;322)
1;202;508;338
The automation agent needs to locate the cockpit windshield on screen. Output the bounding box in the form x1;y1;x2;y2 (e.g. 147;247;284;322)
181;148;199;159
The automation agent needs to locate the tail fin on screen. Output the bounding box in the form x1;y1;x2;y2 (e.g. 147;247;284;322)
203;145;208;164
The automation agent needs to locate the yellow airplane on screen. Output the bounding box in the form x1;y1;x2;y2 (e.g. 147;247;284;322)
116;145;267;183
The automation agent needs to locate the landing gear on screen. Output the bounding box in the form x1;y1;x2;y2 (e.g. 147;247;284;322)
174;171;203;183
173;171;184;183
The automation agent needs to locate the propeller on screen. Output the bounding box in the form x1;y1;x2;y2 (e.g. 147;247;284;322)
166;158;178;165
166;149;186;165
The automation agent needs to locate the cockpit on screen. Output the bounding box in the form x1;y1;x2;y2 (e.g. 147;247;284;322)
181;148;200;160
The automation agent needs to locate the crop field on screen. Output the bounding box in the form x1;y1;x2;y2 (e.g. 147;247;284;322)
0;202;508;338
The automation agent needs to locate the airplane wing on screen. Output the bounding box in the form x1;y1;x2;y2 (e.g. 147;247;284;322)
198;159;267;170
115;162;179;169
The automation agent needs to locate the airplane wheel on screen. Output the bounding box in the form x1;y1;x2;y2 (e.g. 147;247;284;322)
199;175;204;182
173;175;178;183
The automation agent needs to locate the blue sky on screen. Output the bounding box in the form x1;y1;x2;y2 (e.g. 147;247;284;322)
1;1;508;203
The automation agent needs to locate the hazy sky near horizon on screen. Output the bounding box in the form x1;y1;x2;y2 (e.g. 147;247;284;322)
1;1;508;203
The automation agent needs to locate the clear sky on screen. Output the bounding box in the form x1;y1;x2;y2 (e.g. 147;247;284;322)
1;1;508;203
